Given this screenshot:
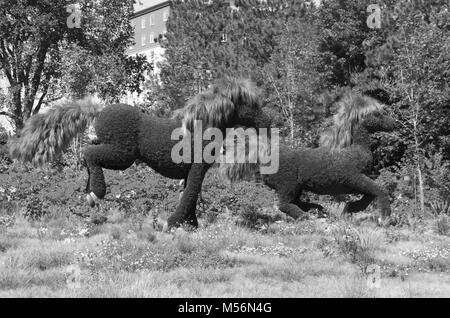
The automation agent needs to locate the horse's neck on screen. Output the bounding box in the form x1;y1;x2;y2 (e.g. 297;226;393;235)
350;125;371;151
345;126;374;173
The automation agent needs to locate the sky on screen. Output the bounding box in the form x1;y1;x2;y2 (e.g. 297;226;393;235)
133;0;167;12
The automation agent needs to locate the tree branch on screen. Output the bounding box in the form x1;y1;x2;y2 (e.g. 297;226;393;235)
24;41;49;118
0;41;15;85
33;77;51;115
0;111;16;119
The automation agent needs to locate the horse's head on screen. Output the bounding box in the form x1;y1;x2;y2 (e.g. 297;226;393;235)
210;76;269;130
319;92;396;151
360;109;397;133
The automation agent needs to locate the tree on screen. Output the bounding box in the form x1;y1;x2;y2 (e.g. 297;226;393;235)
314;0;400;90
53;43;150;102
264;16;322;145
160;0;312;107
0;0;149;131
377;3;450;210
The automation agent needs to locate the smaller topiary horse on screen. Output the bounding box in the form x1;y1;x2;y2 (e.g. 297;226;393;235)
220;91;397;224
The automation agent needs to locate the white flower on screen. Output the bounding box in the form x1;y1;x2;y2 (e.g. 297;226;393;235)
78;228;89;236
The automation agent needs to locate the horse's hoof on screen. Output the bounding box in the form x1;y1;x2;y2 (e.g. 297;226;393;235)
90;214;107;225
86;192;98;208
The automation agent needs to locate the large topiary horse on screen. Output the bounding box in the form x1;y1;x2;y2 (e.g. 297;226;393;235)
220;91;397;224
8;77;270;228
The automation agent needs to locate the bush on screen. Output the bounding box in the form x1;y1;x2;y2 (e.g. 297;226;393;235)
24;197;48;221
238;204;282;231
0;125;8;145
377;153;450;224
332;224;383;269
436;215;450;236
201;169;280;225
0;125;11;168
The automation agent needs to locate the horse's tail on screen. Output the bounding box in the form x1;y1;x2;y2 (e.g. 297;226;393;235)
8;97;103;166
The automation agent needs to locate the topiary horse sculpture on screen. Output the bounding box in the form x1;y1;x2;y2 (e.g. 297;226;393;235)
220;91;396;224
8;77;271;228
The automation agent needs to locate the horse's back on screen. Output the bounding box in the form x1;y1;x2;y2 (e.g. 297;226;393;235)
94;104;191;178
95;103;142;151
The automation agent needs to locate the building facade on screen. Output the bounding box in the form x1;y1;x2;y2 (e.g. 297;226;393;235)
128;0;170;75
120;0;170;104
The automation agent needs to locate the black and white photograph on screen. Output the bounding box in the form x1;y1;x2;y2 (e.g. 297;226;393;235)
0;0;449;300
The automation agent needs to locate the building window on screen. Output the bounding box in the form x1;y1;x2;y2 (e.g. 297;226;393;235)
150;32;155;43
221;32;227;43
149;14;155;26
141;34;146;46
141;17;146;29
163;11;169;22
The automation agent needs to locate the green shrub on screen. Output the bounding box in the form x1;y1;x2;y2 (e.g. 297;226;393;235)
23;197;47;221
332;224;383;269
436;215;450;236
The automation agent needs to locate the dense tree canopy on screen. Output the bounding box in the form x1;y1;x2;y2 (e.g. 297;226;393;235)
155;0;450;201
0;0;150;130
159;0;311;108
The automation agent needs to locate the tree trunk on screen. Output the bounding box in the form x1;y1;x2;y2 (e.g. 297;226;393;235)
11;86;23;131
289;111;294;146
411;94;424;214
417;164;425;214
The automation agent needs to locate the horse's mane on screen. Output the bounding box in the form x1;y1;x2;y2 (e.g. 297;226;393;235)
218;128;271;183
319;91;384;151
182;77;261;133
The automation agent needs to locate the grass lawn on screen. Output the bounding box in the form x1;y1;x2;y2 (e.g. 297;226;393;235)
0;165;449;297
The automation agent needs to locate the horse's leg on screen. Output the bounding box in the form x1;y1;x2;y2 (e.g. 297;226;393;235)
295;200;325;212
294;200;326;217
277;185;308;220
345;175;391;222
178;179;186;201
84;144;137;206
179;177;198;225
81;157;91;193
168;163;210;228
343;194;375;214
279;201;307;220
